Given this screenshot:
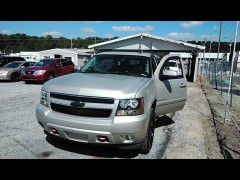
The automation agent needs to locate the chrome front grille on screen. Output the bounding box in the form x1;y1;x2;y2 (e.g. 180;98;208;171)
50;92;114;104
50;103;112;118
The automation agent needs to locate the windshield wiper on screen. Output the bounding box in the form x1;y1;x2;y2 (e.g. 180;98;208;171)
80;70;107;74
108;71;143;77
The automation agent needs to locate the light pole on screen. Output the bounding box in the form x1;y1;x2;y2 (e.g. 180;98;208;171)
207;41;212;81
227;21;238;108
209;41;212;61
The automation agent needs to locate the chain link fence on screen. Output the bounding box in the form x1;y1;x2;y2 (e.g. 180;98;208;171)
199;54;240;109
198;53;240;158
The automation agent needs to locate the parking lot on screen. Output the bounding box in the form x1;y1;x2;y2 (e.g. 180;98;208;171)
0;81;223;159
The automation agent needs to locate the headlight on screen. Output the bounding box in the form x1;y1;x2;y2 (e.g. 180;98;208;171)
40;90;49;107
0;71;8;75
119;99;139;109
33;70;46;75
116;98;144;116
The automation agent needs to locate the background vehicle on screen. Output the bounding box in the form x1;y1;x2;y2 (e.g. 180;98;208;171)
21;58;74;83
0;61;35;82
36;52;187;154
0;56;26;67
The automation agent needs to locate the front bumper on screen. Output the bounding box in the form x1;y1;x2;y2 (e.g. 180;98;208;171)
22;74;47;81
0;74;10;80
36;103;149;148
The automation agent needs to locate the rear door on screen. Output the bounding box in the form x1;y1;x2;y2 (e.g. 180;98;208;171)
54;59;63;77
154;54;187;116
60;59;74;75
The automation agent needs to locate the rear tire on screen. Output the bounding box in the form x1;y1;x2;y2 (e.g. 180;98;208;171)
138;108;155;154
10;73;19;82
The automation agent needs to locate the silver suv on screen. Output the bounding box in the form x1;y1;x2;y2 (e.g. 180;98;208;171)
36;51;187;154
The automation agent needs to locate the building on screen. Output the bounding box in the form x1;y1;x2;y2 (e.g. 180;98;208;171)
9;51;40;61
170;52;226;61
39;48;93;66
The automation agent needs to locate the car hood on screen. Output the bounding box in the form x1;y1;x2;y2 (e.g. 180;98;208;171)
43;73;149;99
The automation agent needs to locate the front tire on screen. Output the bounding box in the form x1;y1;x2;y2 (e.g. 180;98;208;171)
138;108;155;154
10;73;19;82
47;73;54;81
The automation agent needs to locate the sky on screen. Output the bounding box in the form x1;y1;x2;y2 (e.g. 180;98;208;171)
0;21;239;42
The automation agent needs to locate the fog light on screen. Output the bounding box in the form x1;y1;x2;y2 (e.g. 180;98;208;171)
127;135;135;141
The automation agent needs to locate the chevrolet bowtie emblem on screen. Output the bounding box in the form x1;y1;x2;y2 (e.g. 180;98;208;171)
70;101;85;108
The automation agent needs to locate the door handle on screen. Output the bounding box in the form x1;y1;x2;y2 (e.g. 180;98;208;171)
179;83;186;88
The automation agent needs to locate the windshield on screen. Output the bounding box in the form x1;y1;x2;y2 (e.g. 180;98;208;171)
80;54;150;77
34;60;54;67
3;61;23;68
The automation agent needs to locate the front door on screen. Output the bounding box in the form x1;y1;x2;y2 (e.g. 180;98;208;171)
154;54;187;116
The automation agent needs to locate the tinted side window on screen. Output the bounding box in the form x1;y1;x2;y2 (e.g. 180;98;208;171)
6;57;13;63
17;57;25;61
61;59;73;66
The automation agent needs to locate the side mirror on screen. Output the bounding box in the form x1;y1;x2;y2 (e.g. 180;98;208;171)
21;66;25;69
160;69;178;81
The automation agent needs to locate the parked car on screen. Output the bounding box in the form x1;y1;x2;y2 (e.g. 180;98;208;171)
36;52;187;154
0;56;26;67
0;61;36;82
21;58;74;83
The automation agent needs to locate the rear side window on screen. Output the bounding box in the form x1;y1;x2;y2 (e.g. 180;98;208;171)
8;57;25;62
61;59;74;66
17;57;25;61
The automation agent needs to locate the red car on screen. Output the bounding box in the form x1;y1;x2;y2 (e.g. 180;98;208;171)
21;58;74;83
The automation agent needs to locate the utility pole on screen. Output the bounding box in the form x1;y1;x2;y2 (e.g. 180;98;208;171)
70;38;73;49
201;38;206;75
215;21;222;89
207;41;212;80
230;21;239;107
209;41;212;61
224;21;238;122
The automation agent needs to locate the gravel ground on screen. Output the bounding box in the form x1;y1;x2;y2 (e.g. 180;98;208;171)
162;83;223;159
202;84;240;159
0;81;223;159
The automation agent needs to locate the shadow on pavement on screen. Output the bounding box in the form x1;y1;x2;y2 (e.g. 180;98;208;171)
46;135;138;159
155;115;175;128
